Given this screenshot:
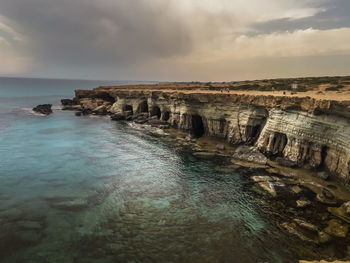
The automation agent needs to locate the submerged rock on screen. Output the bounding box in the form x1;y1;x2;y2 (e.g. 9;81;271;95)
33;104;52;115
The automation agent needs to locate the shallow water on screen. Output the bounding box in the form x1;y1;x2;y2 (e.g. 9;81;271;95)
0;77;337;263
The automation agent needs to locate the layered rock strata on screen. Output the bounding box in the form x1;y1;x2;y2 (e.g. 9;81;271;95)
69;87;350;185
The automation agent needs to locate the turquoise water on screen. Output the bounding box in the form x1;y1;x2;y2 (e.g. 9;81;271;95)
0;78;310;262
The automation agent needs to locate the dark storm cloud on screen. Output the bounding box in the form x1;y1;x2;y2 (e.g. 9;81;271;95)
0;0;349;80
250;0;350;35
0;0;193;67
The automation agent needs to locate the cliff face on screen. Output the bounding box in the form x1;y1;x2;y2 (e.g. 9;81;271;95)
73;88;350;184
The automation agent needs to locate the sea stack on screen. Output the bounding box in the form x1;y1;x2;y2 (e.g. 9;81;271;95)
33;104;53;115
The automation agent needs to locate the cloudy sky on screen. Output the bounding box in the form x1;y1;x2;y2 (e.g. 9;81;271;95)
0;0;349;81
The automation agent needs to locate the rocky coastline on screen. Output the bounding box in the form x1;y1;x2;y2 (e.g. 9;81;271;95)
60;84;350;261
62;85;350;183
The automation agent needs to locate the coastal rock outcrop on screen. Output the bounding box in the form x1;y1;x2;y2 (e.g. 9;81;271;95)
67;87;350;186
61;99;81;111
33;104;52;115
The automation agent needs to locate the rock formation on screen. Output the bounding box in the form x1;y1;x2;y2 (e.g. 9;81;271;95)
66;86;350;185
32;104;52;115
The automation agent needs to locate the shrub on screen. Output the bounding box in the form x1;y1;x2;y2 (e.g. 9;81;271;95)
325;85;343;91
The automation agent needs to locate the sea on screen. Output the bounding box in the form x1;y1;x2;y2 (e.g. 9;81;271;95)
0;77;318;263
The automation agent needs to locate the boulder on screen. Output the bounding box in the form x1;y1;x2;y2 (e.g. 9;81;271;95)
233;146;267;165
32;104;52;115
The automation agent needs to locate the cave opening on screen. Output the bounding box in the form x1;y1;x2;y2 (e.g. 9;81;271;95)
219;118;226;134
271;132;287;155
150;106;161;119
97;92;116;103
245;116;267;144
162;111;170;121
137;101;148;113
246;125;261;143
321;145;328;167
122;105;133;114
191;115;204;138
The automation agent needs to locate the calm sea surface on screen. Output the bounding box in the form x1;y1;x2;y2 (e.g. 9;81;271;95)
0;77;317;262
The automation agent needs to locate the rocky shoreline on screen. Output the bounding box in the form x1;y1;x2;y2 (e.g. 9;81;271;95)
62;85;350;183
59;85;350;261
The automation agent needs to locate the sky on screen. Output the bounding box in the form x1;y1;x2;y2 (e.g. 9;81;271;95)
0;0;349;81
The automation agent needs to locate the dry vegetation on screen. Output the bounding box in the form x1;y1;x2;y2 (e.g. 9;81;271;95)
97;76;350;101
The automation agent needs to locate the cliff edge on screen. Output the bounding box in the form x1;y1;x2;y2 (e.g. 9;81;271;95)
66;83;350;185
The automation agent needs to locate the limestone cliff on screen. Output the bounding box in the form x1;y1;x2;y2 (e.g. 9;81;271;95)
71;87;350;185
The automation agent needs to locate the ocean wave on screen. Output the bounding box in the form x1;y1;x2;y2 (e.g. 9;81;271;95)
12;107;44;116
12;105;62;116
52;105;62;110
